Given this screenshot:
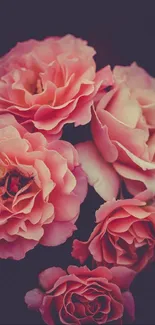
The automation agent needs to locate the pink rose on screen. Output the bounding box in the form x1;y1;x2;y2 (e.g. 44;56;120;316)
0;113;87;260
77;63;155;199
25;265;135;325
72;195;155;272
0;35;108;140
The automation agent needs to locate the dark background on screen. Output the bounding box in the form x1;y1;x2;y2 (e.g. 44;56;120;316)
0;1;155;324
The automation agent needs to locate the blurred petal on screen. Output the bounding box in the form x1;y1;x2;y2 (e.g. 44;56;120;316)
25;289;44;309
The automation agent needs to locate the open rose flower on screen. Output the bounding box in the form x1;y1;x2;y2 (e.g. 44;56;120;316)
72;195;155;272
77;63;155;199
0;35;109;140
0;113;87;260
25;265;135;325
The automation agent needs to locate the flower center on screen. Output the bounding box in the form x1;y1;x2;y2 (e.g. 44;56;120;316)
34;78;44;94
9;175;20;193
104;85;113;92
28;78;44;95
0;169;33;199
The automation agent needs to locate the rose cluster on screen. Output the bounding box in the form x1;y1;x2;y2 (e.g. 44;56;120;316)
0;34;155;324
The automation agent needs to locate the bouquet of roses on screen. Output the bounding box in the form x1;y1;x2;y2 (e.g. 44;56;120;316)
0;34;155;325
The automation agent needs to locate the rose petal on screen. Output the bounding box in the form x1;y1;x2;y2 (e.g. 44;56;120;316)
67;265;112;281
89;235;103;262
76;141;120;200
0;237;37;260
72;239;90;264
122;291;135;323
97;109;149;159
91;108;118;163
72;166;88;203
41;221;77;246
40;295;55;325
39;267;66;291
47;140;79;170
96;198;145;223
53;193;80;222
114;160;155;193
111;266;136;290
25;288;44;309
107;87;141;128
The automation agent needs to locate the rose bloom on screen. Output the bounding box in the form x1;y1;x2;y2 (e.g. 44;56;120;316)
0;113;87;260
25;265;135;325
0;35;109;140
72;195;155;272
76;63;155;199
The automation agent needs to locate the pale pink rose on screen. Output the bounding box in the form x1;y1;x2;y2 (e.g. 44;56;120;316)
0;113;87;260
0;35;110;140
72;194;155;272
25;265;135;325
77;63;155;199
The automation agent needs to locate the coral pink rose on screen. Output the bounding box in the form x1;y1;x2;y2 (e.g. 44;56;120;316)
0;113;87;260
0;35;110;140
25;265;135;325
72;195;155;272
77;63;155;199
